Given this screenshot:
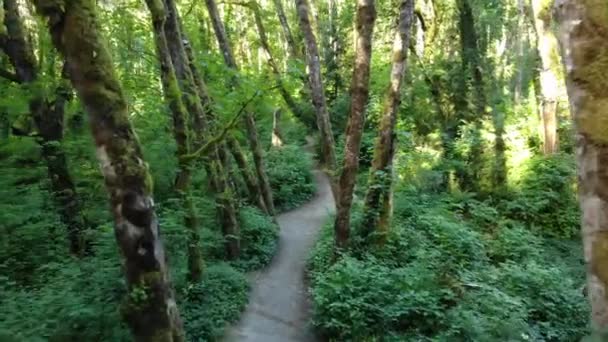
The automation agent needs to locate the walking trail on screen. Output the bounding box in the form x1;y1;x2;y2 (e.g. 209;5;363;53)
225;155;335;342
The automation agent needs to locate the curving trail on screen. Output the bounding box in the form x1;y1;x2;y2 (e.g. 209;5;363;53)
225;167;335;342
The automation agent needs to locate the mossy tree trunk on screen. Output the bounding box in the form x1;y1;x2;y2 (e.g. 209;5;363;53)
2;0;88;256
361;0;414;239
334;0;376;250
205;0;276;216
145;0;203;283
163;0;242;258
554;0;608;333
295;0;338;198
228;135;268;212
272;0;300;59
32;0;184;340
532;0;561;155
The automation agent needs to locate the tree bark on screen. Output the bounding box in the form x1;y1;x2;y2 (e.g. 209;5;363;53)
227;135;267;212
333;0;376;250
554;0;608;333
271;0;300;59
2;0;88;256
204;0;276;215
271;108;284;147
33;0;184;340
362;0;414;238
145;0;203;283
532;0;561;155
295;0;338;197
216;143;241;259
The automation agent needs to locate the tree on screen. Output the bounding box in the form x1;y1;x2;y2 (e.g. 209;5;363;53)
333;0;376;249
271;0;300;59
1;0;88;256
361;0;414;238
32;0;184;340
295;0;338;197
554;0;608;333
531;0;561;155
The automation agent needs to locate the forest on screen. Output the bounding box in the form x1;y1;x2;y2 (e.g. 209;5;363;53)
0;0;606;341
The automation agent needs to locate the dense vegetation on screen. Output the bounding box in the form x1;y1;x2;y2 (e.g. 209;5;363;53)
1;0;606;341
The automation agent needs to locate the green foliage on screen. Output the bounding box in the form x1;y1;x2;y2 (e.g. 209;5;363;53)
266;144;315;211
234;206;279;271
504;154;580;238
180;264;249;341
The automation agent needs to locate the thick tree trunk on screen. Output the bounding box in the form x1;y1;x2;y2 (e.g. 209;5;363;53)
33;0;184;340
361;0;414;239
146;0;203;283
205;0;276;215
295;0;338;196
2;0;88;256
227;135;267;212
272;0;300;59
532;0;560;155
333;0;376;249
554;0;608;332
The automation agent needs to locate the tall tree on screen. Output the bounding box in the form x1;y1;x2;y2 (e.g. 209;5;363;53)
32;0;184;340
531;0;561;155
333;0;376;249
295;0;338;197
554;0;608;333
145;0;203;282
1;0;88;256
361;0;415;238
271;0;300;59
204;0;276;216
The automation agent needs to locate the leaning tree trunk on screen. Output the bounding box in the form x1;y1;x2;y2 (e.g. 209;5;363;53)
33;1;184;340
333;0;376;250
205;0;276;215
145;0;203;283
532;0;561;155
554;0;608;333
2;0;88;256
163;0;242;259
227;135;268;212
295;0;338;197
361;0;414;239
271;108;284;147
272;0;300;59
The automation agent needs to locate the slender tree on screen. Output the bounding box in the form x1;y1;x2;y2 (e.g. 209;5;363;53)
204;0;276;216
1;0;88;256
554;0;608;333
272;0;300;59
295;0;338;197
333;0;376;249
361;0;415;238
32;0;184;340
531;0;561;155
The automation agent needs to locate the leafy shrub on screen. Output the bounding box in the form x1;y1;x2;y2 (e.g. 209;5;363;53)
311;256;449;340
266;144;315;211
504;154;580;238
181;264;249;341
235;206;279;271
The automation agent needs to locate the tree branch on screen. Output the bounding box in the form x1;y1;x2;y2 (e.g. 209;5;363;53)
180;89;262;162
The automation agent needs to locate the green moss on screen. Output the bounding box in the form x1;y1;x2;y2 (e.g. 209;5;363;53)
592;232;608;299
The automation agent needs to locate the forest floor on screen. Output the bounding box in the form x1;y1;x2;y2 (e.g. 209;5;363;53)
225;152;334;341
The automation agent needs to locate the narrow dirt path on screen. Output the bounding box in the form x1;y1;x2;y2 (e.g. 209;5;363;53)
225;166;335;342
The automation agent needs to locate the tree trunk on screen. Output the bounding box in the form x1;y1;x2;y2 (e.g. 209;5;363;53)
554;0;608;333
216;144;241;259
33;0;184;340
145;0;203;283
295;0;338;197
2;0;88;256
163;0;242;259
205;0;276;215
227;135;268;212
361;0;414;239
333;0;376;250
532;0;560;155
272;0;300;59
272;108;284;147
